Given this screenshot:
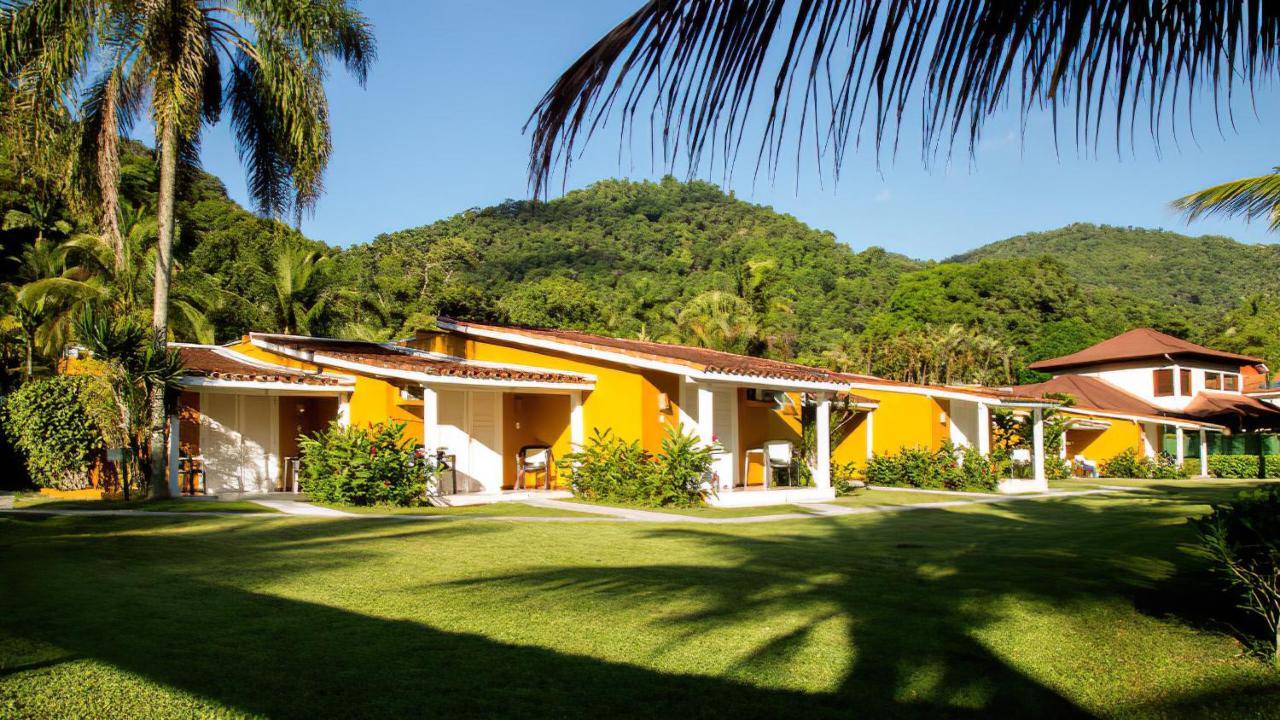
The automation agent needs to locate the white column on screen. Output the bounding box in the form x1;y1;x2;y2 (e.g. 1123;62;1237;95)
1174;426;1185;467
976;402;990;455
167;413;181;496
569;390;584;449
696;384;715;448
1032;407;1046;484
421;385;438;451
1199;429;1209;477
865;409;875;459
336;393;351;428
1140;422;1156;457
814;393;832;489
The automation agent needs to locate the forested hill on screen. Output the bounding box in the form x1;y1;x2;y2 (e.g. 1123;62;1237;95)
950;223;1280;312
6;154;1279;386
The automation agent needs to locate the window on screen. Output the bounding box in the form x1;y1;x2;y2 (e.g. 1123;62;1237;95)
1153;369;1174;397
1224;374;1240;392
1179;368;1192;395
1205;372;1222;390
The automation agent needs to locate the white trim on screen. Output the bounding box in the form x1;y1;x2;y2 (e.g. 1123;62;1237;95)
439;320;849;392
1032;408;1046;483
865;409;874;459
569;391;585;450
976;402;991;455
252;337;596;391
422;385;439;451
844;380;1056;407
814;394;831;489
177;378;350;393
1199;429;1209;477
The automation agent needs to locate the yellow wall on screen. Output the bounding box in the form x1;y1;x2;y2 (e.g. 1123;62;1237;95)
737;390;804;485
1065;413;1145;462
854;388;949;456
503;393;572;489
409;331;684;454
832;411;872;468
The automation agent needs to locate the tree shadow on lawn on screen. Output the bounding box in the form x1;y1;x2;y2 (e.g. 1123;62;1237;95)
1;489;1276;719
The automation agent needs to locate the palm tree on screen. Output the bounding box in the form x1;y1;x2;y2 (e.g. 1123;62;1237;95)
526;2;1279;197
272;243;332;335
1174;168;1280;231
675;290;758;354
0;0;375;497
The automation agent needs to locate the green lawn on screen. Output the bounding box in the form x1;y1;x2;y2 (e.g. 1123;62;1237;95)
10;496;277;513
829;488;991;508
562;496;819;517
3;484;1278;718
313;501;597;517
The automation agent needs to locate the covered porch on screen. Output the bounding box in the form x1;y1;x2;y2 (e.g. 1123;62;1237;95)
936;393;1058;494
677;375;872;505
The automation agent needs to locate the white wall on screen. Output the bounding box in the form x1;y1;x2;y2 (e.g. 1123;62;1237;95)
1079;359;1244;411
948;399;979;448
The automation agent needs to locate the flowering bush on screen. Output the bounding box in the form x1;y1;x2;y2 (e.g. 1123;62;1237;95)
1099;449;1189;479
297;421;429;506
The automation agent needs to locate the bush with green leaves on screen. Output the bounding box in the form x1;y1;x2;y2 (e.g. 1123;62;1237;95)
1196;485;1280;668
1;376;108;489
1205;455;1280;479
1099;449;1190;479
864;442;1000;492
298;421;429;506
559;427;711;507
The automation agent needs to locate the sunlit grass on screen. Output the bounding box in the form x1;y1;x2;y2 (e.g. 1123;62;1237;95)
2;483;1278;718
10;496;277;513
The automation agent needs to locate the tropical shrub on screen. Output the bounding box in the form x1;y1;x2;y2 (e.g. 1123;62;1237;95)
1;376;107;489
832;462;862;495
559;427;711;507
298;421;429;506
1099;449;1190;479
1205;455;1280;480
864;442;1000;492
1196;485;1280;667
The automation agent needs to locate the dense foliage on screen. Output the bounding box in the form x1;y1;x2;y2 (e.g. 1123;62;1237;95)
1196;485;1280;667
863;442;1001;492
559;427;712;507
297;422;430;507
1206;455;1280;480
1099;449;1190;480
6;152;1279;390
2;375;107;489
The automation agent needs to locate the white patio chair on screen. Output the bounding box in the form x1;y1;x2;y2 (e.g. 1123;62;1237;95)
762;441;795;487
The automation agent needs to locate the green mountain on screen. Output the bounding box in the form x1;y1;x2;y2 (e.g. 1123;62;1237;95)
949;223;1280;312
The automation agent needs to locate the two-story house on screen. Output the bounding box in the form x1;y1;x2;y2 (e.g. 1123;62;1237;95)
1010;328;1280;474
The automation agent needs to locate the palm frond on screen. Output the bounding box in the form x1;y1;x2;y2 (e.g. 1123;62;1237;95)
1173;169;1280;232
527;0;1280;197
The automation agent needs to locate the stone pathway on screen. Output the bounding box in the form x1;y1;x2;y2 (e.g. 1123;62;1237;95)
245;498;353;516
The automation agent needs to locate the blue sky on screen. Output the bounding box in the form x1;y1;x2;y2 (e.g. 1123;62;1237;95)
194;0;1280;260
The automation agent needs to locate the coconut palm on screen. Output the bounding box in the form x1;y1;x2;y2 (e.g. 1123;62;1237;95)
1174;168;1280;231
527;1;1280;196
675;290;758;354
272;242;332;335
0;0;375;496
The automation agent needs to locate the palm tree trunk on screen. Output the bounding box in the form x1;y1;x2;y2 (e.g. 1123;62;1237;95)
147;120;178;500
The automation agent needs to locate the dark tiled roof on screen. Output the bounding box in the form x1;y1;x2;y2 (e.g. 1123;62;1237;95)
1028;328;1265;372
251;334;591;384
438;318;849;385
176;346;349;386
1010;375;1170;418
1183;391;1280;432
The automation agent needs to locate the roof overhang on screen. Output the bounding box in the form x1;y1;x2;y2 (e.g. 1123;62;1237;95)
178;377;352;394
439;319;850;392
842;380;1056;408
251;336;597;391
1064;406;1225;432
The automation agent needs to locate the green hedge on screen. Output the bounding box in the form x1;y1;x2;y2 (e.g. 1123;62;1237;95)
1204;455;1280;479
1098;449;1190;479
864;443;1000;493
559;427;712;507
1;376;108;489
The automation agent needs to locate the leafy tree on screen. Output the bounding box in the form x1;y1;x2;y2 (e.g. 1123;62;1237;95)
674;290;758;354
0;0;376;496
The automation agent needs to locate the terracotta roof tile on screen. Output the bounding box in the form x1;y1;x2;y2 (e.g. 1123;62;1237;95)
1183;391;1280;431
1028;328;1265;372
176;345;349;386
840;372;1047;404
438;318;849;385
251;334;592;385
1009;375;1169;418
